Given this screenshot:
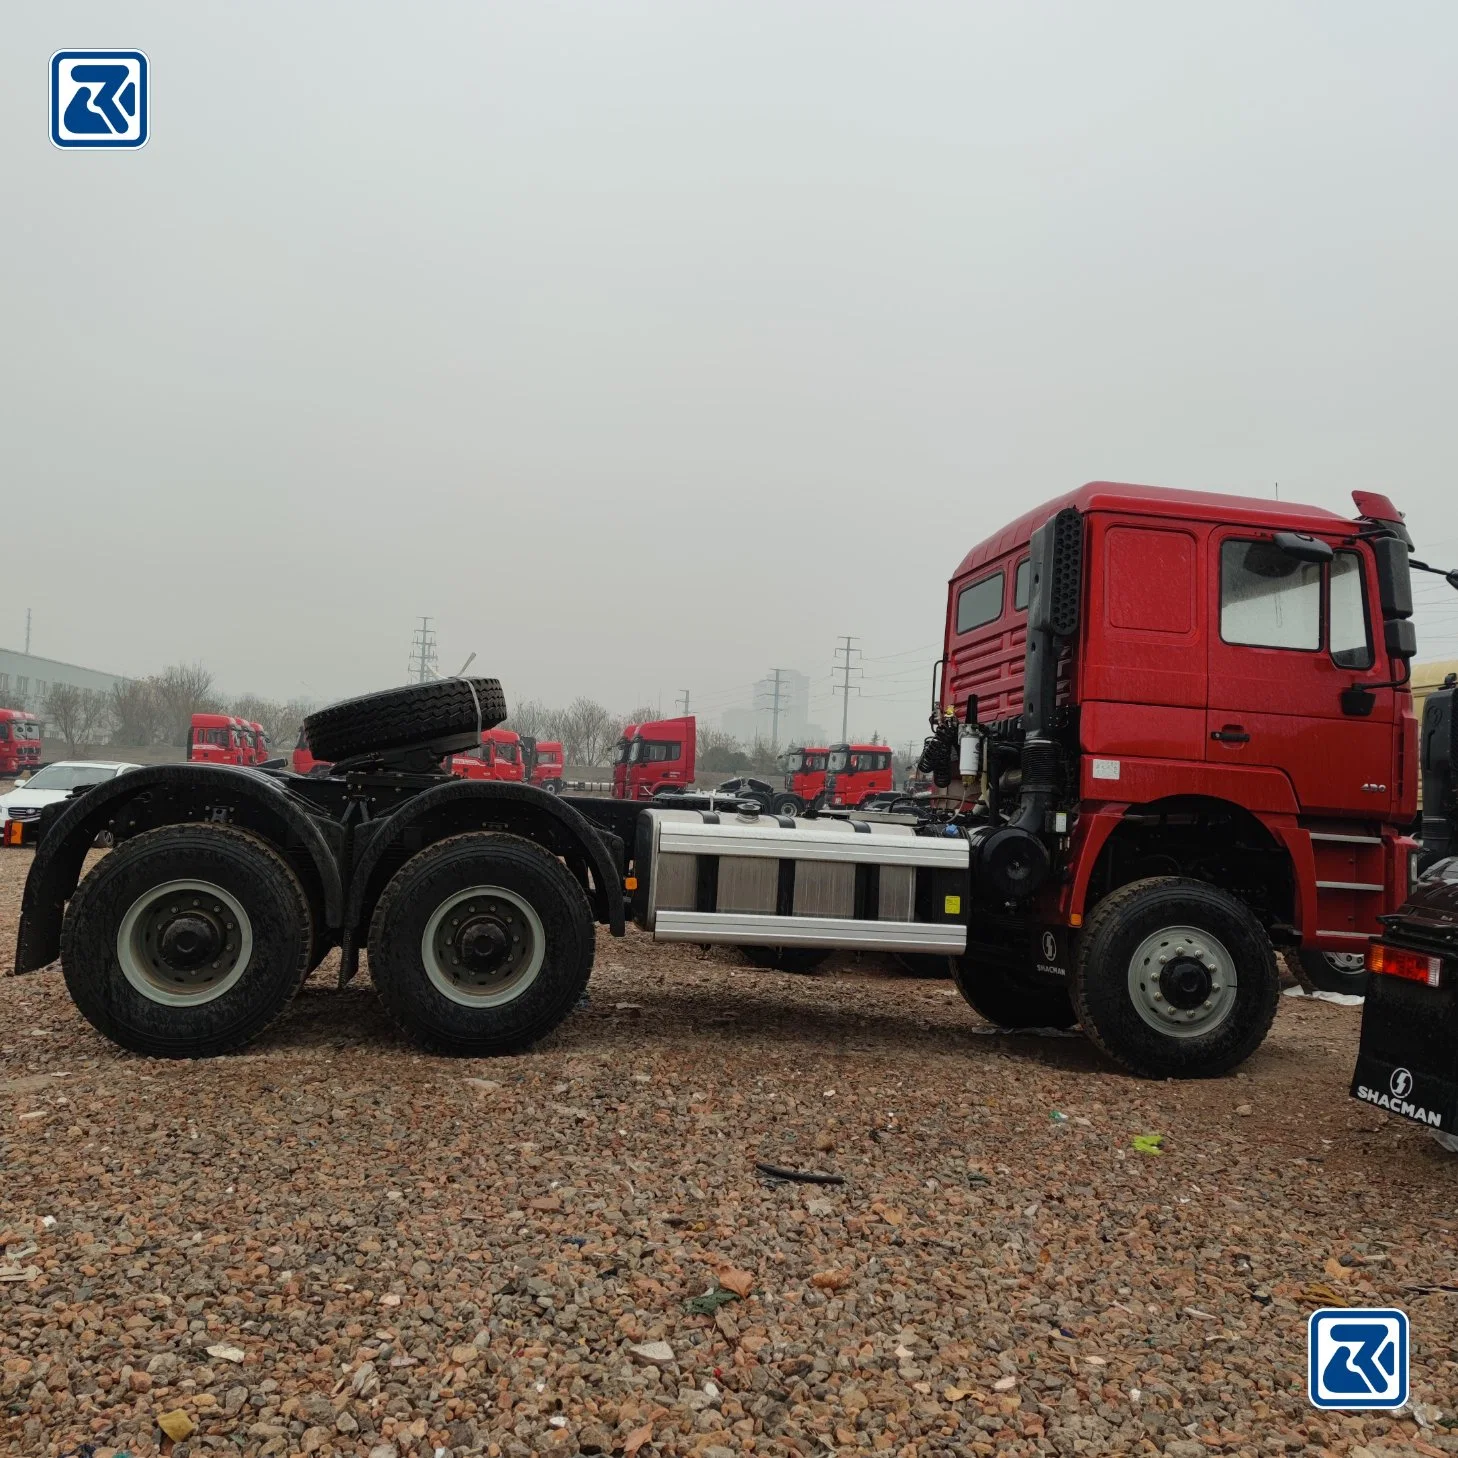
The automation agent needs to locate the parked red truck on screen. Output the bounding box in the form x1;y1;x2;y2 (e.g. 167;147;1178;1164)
188;713;251;765
14;482;1430;1084
613;715;695;800
0;709;42;777
777;745;829;814
824;742;895;808
452;727;526;782
521;736;564;793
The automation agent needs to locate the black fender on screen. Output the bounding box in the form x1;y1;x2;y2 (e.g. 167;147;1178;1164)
12;765;345;975
345;780;626;936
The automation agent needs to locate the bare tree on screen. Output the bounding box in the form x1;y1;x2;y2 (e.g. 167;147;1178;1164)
562;697;615;765
153;663;222;746
44;683;113;757
228;693;307;753
505;698;556;739
110;678;163;746
698;725;750;773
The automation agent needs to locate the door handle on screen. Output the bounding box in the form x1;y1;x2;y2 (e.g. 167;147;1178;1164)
1210;726;1251;744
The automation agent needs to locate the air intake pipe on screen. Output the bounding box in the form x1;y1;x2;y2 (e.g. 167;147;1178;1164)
971;508;1082;899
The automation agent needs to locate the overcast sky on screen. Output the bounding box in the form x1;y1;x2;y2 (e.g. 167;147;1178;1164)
4;2;1457;748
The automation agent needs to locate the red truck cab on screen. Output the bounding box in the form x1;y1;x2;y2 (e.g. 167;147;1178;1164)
189;713;250;765
616;716;695;800
292;728;328;776
0;710;42;777
824;743;894;808
248;722;269;765
778;745;829;812
524;738;564;793
452;727;526;782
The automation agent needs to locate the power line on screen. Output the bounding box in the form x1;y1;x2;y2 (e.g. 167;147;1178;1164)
407;616;438;684
676;688;691;716
756;669;791;752
832;636;862;741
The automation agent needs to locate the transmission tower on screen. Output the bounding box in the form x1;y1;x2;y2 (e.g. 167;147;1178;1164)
756;669;791;751
676;689;691;716
832;636;862;741
408;617;439;683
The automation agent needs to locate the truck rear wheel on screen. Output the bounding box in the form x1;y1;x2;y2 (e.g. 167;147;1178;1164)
1073;877;1279;1078
59;824;313;1058
772;795;802;818
302;677;507;763
366;832;594;1055
952;955;1076;1029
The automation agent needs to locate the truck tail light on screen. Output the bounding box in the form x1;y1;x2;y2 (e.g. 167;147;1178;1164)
1367;943;1442;986
3;819;24;847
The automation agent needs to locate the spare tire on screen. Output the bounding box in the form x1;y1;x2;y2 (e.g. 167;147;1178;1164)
303;678;507;763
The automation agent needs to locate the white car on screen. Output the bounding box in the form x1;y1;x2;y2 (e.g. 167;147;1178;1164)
0;761;141;830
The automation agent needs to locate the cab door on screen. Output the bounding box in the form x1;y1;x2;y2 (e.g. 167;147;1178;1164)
1207;533;1394;819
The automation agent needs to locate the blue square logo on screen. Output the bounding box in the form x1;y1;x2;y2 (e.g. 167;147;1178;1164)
1308;1308;1409;1409
51;51;149;149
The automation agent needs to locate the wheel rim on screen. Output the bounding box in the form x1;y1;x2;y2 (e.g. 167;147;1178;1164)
420;885;546;1006
1321;952;1366;974
1127;924;1238;1038
116;879;253;1006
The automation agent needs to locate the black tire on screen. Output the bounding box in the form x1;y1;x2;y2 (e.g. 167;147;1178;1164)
772;795;802;818
1073;876;1279;1078
302;678;506;763
59;824;313;1058
1298;949;1369;995
544;779;562;795
740;945;831;974
366;832;594;1055
953;955;1076;1028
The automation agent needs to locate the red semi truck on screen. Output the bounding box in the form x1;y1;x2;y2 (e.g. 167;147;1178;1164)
0;709;42;777
15;482;1436;1083
188;713;251;765
452;727;526;782
778;745;829;813
824;742;895;808
612;715;695;800
521;736;564;793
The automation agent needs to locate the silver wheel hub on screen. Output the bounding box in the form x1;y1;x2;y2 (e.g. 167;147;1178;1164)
117;879;253;1006
1321;952;1366;973
1128;924;1237;1038
421;885;545;1007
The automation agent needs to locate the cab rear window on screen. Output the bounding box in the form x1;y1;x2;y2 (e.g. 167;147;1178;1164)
956;571;1004;633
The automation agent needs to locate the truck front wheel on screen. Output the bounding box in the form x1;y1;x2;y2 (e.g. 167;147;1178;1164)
366;832;594;1055
60;824;314;1057
952;955;1076;1029
1073;877;1279;1078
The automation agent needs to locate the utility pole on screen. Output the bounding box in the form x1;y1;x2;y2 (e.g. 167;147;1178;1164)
407;617;438;683
24;608;31;656
761;669;789;751
676;689;691;716
832;636;861;741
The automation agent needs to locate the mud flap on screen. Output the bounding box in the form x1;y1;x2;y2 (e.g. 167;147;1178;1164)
1350;973;1458;1133
1031;925;1073;980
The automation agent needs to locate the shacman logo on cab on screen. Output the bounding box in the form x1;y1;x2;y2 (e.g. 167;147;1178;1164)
51;51;149;149
1354;1066;1443;1127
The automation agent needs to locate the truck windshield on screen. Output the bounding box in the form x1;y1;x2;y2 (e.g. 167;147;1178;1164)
829;750;850;772
784;751;805;773
805;753;826;771
496;743;518;763
16;722;39;740
613;739;631;765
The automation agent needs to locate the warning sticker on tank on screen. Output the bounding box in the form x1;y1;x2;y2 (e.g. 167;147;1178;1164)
1092;759;1121;780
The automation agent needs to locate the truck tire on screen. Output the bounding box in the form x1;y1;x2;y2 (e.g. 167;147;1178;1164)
740;946;830;974
366;832;594;1055
1073;877;1279;1078
302;678;507;763
772;795;802;818
952;955;1076;1029
59;824;313;1058
1297;949;1369;996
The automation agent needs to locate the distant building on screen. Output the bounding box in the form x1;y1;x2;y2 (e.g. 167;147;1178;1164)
721;668;821;747
0;647;130;731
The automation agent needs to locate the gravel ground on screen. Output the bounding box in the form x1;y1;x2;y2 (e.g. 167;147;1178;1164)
1;849;1457;1458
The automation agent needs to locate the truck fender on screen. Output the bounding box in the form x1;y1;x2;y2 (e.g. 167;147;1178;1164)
344;780;626;936
12;765;344;975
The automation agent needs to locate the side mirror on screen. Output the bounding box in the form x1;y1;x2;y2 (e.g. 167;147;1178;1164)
1372;536;1414;619
1385;618;1417;659
1272;531;1334;564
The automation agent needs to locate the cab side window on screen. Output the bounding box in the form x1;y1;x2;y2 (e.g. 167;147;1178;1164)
956;571;1005;634
1219;540;1320;650
1330;552;1374;670
1014;559;1031;611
